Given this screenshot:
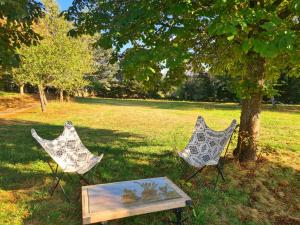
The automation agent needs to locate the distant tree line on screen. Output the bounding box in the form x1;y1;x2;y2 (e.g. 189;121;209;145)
86;72;300;104
2;67;300;104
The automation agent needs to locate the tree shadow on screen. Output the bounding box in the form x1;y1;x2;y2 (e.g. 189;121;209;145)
0;118;149;163
0;118;183;224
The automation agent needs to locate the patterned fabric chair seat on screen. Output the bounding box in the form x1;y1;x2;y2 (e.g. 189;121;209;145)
31;121;103;175
179;116;237;168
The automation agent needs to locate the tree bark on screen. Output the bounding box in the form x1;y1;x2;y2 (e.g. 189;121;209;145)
20;84;24;95
271;97;276;107
66;92;70;102
42;88;48;105
38;85;46;112
60;90;64;102
235;55;265;162
236;93;262;162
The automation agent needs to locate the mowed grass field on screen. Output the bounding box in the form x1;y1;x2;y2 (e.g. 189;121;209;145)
0;97;299;225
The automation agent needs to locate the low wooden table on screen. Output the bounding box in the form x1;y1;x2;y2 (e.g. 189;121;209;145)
81;177;192;224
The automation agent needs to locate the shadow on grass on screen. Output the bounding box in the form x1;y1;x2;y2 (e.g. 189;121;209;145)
0;118;186;225
0;118;175;187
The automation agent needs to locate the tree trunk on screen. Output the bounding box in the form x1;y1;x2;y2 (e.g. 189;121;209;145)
60;90;64;102
42;89;48;105
235;55;265;162
20;84;24;95
66;92;70;102
236;93;262;162
271;97;276;107
38;85;46;112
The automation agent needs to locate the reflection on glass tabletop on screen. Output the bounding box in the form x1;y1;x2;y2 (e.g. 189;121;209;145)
85;177;185;213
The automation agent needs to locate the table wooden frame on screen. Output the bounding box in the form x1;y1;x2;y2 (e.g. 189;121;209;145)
82;177;192;224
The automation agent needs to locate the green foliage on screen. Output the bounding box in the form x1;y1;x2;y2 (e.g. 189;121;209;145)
66;0;300;98
0;0;44;68
50;34;94;95
12;0;94;95
88;47;119;95
275;74;300;103
206;2;299;77
175;73;237;102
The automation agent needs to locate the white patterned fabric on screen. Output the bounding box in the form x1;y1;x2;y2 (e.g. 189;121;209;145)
31;121;103;174
178;116;237;168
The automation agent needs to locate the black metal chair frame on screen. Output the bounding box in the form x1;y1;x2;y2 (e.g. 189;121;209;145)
185;125;239;186
46;156;101;202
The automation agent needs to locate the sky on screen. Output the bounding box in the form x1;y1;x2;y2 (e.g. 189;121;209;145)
56;0;73;11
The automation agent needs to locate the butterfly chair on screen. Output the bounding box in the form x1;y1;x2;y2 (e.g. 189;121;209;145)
31;121;104;201
178;116;238;185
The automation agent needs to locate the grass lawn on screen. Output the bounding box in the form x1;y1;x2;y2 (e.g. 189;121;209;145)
0;91;20;98
0;97;299;225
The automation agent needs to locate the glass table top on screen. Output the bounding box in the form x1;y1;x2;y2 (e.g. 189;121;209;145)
86;177;182;213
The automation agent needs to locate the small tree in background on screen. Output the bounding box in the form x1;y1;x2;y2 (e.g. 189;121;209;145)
14;38;56;111
12;0;94;111
50;34;94;102
11;68;30;95
89;47;119;96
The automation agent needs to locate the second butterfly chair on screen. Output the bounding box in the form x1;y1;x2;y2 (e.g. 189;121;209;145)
31;121;104;201
178;116;238;185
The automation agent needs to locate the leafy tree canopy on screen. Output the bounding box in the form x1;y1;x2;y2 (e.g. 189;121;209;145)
66;0;300;90
12;0;95;110
0;0;44;68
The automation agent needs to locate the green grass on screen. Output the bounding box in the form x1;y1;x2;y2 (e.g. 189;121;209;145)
0;97;299;225
0;91;20;98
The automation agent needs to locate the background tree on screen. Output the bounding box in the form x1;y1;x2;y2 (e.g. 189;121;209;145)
66;0;300;162
0;0;43;69
275;73;300;103
50;34;94;102
88;47;119;96
11;67;31;95
175;73;237;102
14;38;56;111
13;0;94;111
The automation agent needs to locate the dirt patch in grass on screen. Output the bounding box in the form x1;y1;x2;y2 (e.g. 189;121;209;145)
0;94;40;115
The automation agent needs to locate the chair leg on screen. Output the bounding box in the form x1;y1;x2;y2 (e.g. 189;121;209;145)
216;164;225;181
48;175;70;202
214;164;226;188
58;179;70;202
49;176;60;196
47;161;71;202
185;166;206;182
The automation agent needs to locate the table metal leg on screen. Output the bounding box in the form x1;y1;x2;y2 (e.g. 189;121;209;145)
174;208;183;225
